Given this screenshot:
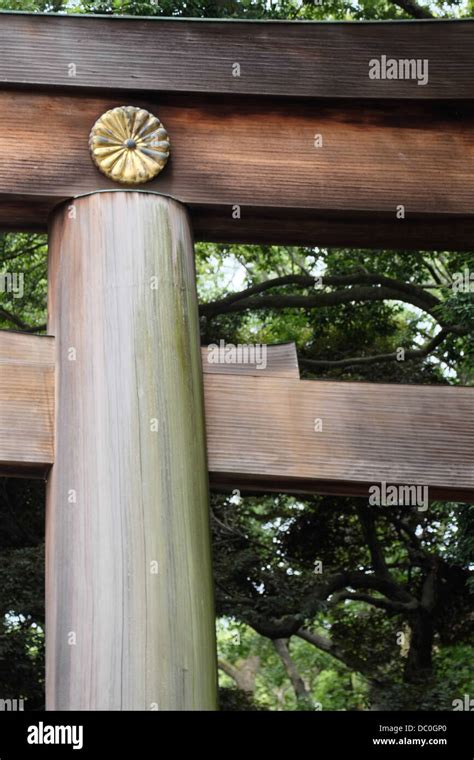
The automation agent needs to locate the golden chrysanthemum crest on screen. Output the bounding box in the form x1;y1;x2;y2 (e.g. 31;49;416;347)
89;106;170;185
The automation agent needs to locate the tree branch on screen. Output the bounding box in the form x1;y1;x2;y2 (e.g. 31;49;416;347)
0;307;31;331
296;628;378;681
356;506;390;577
330;591;419;613
299;328;450;369
420;563;438;613
200;271;441;319
0;308;46;333
218;656;260;693
218;658;240;683
390;0;434;18
0;242;46;262
300;569;417;620
272;638;312;704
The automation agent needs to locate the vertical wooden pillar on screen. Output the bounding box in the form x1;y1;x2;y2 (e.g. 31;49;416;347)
46;191;217;710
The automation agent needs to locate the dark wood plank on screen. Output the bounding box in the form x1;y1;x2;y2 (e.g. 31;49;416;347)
0;91;472;248
209;473;472;503
0;13;473;100
191;207;474;251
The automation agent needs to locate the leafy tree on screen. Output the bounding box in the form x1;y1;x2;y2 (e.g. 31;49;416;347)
212;492;473;709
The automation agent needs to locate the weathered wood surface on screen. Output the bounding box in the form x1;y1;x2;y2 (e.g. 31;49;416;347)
0;334;297;477
46;192;217;710
0;91;472;248
0;331;54;476
1;331;472;501
205;375;474;502
0;13;472;100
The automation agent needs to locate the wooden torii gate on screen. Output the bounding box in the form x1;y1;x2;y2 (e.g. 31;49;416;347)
0;12;473;711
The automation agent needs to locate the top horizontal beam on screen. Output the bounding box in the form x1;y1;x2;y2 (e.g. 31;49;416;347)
0;90;473;248
0;13;473;100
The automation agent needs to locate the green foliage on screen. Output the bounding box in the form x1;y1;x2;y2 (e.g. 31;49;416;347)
217;619;368;710
0;480;45;708
218;686;265;711
212;490;473;709
0;234;47;332
0;615;44;710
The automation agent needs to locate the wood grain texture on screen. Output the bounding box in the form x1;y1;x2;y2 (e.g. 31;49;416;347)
205;375;474;503
0;331;54;476
1;330;472;501
0;13;472;99
0;91;472;248
0;336;299;480
46;192;217;710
